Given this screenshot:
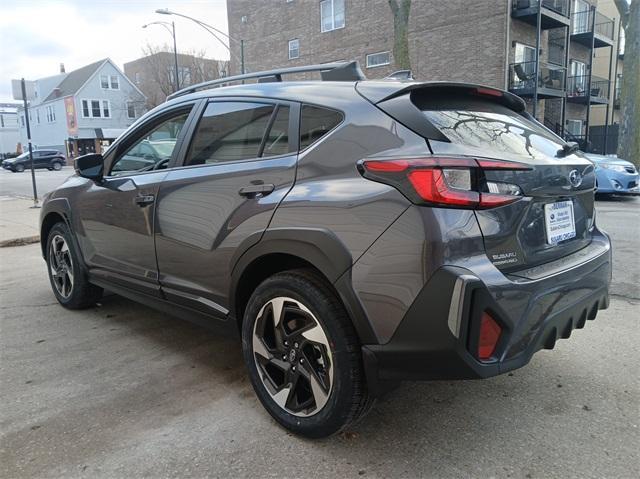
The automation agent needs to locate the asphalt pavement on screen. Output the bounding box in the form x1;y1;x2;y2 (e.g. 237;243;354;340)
0;166;75;199
0;196;638;478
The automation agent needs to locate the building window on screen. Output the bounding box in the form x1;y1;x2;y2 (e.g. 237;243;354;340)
288;39;300;59
45;105;56;123
127;101;136;119
82;100;90;118
566;119;583;136
134;72;141;84
110;75;119;90
100;75;109;88
320;0;345;32
569;59;587;94
366;51;391;68
0;114;4;128
36;109;40;124
102;100;110;118
91;100;101;117
20;115;25;127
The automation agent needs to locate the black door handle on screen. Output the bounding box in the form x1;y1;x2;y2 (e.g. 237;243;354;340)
238;184;275;198
135;194;155;207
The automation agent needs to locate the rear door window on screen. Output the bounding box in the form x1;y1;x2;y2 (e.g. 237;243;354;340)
299;105;343;150
186;102;289;166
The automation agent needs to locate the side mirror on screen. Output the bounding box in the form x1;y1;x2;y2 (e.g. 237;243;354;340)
75;153;104;181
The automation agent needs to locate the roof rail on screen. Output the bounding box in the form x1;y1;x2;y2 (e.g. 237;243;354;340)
166;61;366;101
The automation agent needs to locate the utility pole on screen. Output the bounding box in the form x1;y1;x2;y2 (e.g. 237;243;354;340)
20;78;38;208
240;39;245;75
172;21;180;91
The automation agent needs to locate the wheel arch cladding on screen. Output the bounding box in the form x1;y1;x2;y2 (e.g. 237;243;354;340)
40;211;68;257
229;228;377;343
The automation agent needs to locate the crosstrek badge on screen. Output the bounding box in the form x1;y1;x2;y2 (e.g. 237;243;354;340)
491;252;518;266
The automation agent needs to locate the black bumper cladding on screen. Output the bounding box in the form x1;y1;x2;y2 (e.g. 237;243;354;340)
362;238;611;395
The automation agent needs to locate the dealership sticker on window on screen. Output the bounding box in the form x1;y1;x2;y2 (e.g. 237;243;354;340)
544;200;576;244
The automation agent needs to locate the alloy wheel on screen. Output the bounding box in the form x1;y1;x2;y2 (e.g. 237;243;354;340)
252;296;333;417
49;234;74;298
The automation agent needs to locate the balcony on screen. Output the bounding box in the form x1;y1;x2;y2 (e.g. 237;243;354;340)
512;0;571;29
508;61;566;99
567;75;610;104
571;10;615;48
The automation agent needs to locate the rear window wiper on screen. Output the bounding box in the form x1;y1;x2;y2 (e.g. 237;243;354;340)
557;141;579;158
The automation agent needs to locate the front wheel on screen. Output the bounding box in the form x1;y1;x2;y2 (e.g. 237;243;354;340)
242;269;371;438
51;161;62;171
46;222;103;309
14;164;24;172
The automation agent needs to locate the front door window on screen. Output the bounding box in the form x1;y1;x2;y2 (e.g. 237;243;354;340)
110;110;191;176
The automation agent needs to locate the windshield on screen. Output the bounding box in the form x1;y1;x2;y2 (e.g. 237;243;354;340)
418;97;566;161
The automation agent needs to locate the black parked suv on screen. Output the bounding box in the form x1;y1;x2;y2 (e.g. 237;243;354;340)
39;62;611;438
2;149;66;172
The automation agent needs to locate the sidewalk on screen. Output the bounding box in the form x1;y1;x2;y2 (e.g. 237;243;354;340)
0;197;41;247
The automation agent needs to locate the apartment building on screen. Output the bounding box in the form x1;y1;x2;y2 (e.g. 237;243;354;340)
16;59;146;157
124;52;229;108
227;0;620;153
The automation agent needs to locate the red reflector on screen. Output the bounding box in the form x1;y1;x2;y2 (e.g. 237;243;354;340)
475;87;503;98
408;169;479;207
476;159;531;171
363;160;409;172
479;193;521;208
478;312;502;360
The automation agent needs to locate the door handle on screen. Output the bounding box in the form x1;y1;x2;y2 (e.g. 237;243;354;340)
238;183;275;198
135;194;155;207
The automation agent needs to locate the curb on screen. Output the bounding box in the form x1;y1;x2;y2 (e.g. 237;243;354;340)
0;235;40;248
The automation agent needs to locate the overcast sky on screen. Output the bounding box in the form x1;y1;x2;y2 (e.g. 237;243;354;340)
0;0;230;103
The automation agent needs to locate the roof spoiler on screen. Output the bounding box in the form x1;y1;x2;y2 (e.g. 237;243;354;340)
357;81;526;113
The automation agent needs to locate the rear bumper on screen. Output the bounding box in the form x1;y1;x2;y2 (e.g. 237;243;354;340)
362;229;611;394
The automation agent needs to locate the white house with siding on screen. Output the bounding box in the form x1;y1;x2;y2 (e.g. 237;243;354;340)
16;59;146;157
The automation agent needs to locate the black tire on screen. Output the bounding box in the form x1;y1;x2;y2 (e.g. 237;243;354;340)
242;269;371;438
51;161;62;171
14;164;24;172
45;222;103;309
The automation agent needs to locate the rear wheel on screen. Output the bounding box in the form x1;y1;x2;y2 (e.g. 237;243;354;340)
242;269;371;438
46;222;102;309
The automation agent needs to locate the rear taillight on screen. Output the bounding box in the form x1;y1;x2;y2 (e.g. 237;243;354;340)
359;156;529;209
478;311;502;361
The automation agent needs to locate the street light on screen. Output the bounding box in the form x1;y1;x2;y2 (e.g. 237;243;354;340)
155;8;245;75
142;21;180;92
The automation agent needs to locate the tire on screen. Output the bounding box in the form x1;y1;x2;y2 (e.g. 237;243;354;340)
14;164;24;172
51;161;62;171
46;222;103;309
242;269;371;438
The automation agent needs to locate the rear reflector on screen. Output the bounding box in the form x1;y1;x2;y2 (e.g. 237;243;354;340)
478;312;502;360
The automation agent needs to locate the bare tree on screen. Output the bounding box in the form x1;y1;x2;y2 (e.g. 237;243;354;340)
613;0;639;166
388;0;412;70
140;43;229;108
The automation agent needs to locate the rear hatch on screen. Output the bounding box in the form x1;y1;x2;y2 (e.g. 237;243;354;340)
358;82;595;272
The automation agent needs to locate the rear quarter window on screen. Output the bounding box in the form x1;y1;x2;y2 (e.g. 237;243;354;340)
299;105;343;150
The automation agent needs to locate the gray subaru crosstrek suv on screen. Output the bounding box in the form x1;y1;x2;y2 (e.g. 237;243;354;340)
40;62;611;438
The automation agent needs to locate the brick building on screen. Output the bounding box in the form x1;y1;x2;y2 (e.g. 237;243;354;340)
227;0;620;152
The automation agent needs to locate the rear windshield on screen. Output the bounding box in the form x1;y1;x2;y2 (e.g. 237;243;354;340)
415;96;565;160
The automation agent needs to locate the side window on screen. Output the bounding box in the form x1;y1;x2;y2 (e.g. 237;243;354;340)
262;106;290;157
110;109;191;176
299;105;343;150
185;102;281;166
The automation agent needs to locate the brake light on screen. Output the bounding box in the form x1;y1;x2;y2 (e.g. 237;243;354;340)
359;156;528;209
478;312;502;360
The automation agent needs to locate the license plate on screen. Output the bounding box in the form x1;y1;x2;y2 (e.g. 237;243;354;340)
544;200;576;244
